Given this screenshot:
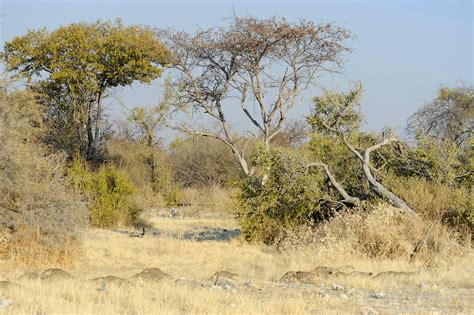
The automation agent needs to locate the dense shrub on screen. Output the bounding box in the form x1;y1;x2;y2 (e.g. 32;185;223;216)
373;136;473;235
68;160;141;228
307;132;375;199
379;137;473;188
106;137;176;207
385;175;473;237
0;86;88;267
237;126;472;246
280;205;469;267
237;149;326;244
170;136;243;187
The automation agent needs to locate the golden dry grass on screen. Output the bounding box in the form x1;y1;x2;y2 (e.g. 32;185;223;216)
178;186;238;214
1;204;473;314
145;215;239;233
0;278;359;315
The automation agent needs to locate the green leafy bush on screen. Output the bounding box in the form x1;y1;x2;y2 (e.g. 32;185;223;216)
379;137;473;188
68;160;141;228
236;149;325;244
164;184;184;207
307;132;375;199
107;137;174;203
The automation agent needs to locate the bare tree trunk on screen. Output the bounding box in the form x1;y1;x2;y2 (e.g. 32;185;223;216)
86;103;94;160
90;89;104;159
362;138;418;219
306;162;360;205
230;145;251;176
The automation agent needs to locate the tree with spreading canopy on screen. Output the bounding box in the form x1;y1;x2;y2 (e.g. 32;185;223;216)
1;19;170;160
162;15;352;175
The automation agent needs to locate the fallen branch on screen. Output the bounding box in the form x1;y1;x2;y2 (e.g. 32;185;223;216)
305;162;360;205
410;221;436;262
362;137;418;219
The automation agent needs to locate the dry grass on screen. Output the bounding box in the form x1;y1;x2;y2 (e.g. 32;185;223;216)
0;226;82;269
0;229;361;314
1;221;473;314
281;205;471;268
1;202;472;314
178;186;238;215
0;279;358;315
146;215;238;233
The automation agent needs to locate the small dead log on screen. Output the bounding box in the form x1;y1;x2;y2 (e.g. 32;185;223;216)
410;221;436;261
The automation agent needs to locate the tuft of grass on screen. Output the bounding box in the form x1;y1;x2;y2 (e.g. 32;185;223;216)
1;225;82;269
280;204;470;268
385;175;473;236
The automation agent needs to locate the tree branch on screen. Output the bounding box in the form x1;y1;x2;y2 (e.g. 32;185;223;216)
362;137;418;219
305;162;360;205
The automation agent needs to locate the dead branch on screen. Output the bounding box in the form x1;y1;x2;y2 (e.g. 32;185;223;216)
410;221;436;261
305;161;360;205
362;137;418;219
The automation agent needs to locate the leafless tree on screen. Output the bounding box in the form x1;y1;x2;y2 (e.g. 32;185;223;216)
271;119;308;148
162;16;352;175
406;85;473;146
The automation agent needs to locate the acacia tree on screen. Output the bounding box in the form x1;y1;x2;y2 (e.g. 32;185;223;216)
163;16;352;175
407;85;473;146
2;19;170;160
308;85;418;219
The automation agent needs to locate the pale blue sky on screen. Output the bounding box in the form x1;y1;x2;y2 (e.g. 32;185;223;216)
1;0;472;137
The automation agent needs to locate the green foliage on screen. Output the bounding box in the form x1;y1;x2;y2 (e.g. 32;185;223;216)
307;132;375;199
106;137;174;204
308;84;364;135
164;185;184;207
68;159;141;228
2;19;170;159
379;137;473;189
306;85;376;200
3;19;170;87
237;149;325;244
127;77;178;147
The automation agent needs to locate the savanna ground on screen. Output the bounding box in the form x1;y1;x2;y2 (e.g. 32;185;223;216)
1;16;472;315
1;197;473;315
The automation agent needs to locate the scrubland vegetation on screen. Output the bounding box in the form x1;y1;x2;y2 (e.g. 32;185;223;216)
0;16;472;314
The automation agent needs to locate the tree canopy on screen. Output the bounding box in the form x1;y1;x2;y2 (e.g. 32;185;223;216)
2;19;170;159
163;16;352;175
407;85;474;146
